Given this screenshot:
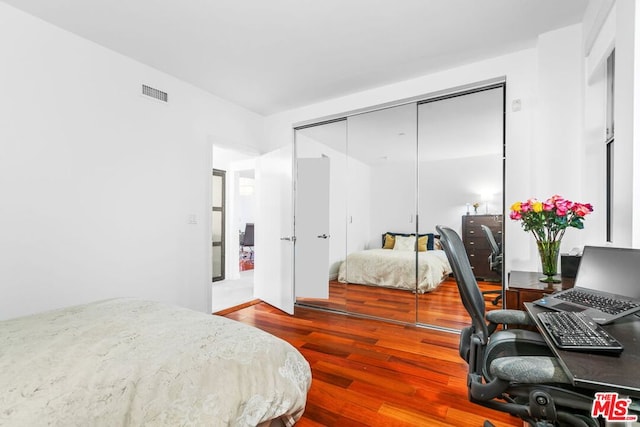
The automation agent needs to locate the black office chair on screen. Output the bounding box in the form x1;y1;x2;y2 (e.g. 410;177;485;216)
481;224;503;305
240;223;254;259
436;225;601;427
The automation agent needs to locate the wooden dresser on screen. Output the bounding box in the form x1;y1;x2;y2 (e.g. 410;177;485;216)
461;214;502;281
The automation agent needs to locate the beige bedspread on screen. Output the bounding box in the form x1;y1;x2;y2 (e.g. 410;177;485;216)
0;298;311;426
337;248;452;293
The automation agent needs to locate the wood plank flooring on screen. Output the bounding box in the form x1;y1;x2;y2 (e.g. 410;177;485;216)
223;285;521;427
296;277;503;330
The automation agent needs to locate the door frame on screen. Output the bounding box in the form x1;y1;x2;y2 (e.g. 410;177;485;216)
211;168;226;282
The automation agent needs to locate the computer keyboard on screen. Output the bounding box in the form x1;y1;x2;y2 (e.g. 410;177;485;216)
537;311;624;355
555;288;640;315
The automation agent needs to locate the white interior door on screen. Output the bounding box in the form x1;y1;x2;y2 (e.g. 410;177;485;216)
253;144;294;314
295;157;330;298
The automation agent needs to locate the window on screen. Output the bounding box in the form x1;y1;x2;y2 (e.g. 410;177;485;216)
605;49;615;242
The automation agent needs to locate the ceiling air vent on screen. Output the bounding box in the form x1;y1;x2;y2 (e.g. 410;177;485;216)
142;84;168;103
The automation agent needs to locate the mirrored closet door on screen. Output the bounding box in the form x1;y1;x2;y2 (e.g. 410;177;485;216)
294;82;505;331
416;86;505;329
344;103;418;323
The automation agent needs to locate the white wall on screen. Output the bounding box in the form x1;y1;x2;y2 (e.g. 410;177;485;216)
0;3;263;319
525;24;586;256
506;25;588;271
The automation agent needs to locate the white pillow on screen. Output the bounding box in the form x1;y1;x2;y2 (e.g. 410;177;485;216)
393;235;414;251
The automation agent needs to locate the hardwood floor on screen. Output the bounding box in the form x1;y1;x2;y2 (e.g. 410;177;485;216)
224;289;522;427
296;277;504;330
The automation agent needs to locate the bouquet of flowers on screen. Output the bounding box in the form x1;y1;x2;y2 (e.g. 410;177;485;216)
510;195;593;282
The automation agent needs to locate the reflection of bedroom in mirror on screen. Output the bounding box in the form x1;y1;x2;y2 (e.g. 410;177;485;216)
294;81;505;331
416;86;504;329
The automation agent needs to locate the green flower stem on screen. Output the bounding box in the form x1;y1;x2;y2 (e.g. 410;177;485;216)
537;239;561;283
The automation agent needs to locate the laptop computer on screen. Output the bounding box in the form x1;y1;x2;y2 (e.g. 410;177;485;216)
534;246;640;324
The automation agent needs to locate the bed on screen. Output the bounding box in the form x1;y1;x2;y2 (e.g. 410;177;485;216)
337;232;453;293
0;298;311;426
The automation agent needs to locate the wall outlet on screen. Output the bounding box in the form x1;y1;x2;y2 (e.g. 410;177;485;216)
512;99;522;112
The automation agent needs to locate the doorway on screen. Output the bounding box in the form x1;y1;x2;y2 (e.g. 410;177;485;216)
211;145;258;312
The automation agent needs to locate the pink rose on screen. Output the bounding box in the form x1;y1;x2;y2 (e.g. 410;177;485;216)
549;195;563;203
542;201;554;211
573;203;594;217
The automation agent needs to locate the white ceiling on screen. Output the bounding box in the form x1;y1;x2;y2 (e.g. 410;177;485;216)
2;0;589;115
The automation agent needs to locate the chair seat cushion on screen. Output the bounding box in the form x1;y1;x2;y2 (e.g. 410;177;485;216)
490;356;571;384
483;329;554;380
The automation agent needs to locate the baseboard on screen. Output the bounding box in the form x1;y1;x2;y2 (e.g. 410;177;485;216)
212;299;261;316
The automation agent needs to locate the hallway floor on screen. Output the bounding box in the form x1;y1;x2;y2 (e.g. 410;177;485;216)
212;270;254;313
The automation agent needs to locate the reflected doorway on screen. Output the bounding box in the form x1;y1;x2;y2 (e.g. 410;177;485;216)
294;119;348;312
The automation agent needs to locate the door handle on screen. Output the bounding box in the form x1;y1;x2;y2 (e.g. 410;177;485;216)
317;234;330;239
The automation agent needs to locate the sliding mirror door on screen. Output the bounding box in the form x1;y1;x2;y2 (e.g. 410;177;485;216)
344;103;418;323
292;82;505;329
294;120;348;312
416;85;505;329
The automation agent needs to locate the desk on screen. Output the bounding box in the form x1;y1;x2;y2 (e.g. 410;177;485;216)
525;302;640;398
506;271;575;310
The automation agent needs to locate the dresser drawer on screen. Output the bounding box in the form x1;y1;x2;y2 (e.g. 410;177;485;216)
466;248;491;275
462;214;503;281
463;235;490;250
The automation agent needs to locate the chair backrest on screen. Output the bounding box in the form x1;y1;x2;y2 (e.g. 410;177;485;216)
241;223;254;246
436;225;489;343
480;224;500;256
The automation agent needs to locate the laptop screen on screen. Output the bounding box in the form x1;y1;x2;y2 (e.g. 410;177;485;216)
575;246;640;298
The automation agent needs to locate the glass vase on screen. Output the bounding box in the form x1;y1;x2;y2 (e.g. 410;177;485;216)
537;240;561;284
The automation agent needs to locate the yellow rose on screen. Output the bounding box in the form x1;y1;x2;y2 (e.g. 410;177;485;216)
510;201;522;212
532;201;543;212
